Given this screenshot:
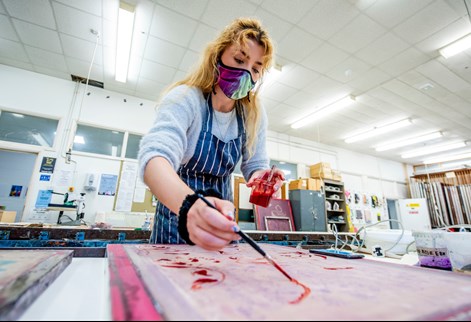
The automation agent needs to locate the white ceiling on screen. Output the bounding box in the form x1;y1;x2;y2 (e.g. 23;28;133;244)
1;0;471;166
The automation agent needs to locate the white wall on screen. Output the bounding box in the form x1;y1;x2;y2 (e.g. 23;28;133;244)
1;65;411;224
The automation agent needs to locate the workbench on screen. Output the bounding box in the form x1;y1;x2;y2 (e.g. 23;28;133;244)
14;244;471;321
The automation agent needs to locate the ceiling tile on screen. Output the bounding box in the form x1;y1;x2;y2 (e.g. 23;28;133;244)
54;0;102;16
355;32;409;66
393;1;461;44
139;59;176;84
364;0;432;28
61;34;103;66
326;56;372;83
329;14;387;54
347;67;391;93
0;13;18;41
260;82;298;102
0;38;29;62
277;64;319;89
149;4;198;47
155;0;208;20
13;19;62;53
201;0;257;30
3;0;55;29
416;60;470;93
144;36;185;68
298;0;359;40
301;42;349;74
188;23;218;53
260;0;318;24
254;7;292;44
25;45;68;71
53;1;102;42
380;47;430;77
277;27;322;62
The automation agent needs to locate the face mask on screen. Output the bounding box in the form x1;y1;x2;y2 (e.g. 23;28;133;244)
217;60;256;100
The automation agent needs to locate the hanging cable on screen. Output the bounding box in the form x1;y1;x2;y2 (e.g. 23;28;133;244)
76;29;100;125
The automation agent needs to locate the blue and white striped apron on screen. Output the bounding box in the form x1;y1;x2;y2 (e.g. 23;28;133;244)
150;96;245;244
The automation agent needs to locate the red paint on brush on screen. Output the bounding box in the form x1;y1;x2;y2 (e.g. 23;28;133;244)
272;260;294;281
289;278;311;305
191;278;219;290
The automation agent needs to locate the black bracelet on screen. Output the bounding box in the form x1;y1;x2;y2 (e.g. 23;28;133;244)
178;189;222;245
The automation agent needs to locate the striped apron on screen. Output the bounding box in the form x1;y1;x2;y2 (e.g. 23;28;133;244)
150;96;245;244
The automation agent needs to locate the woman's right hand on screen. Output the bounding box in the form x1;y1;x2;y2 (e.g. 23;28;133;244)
186;197;241;251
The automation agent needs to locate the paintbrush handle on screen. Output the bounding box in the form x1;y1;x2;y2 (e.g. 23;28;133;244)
236;230;267;257
267;165;276;182
196;194;267;258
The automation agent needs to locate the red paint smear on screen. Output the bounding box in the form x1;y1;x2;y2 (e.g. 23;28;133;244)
313;254;327;260
289;278;311;305
164;252;190;255
107;245;163;321
228;256;238;260
189;258;199;262
214;260;220;263
323;267;354;270
160;261;192;268
192;269;209;276
218;250;224;254
191;278;219;290
156;259;171;262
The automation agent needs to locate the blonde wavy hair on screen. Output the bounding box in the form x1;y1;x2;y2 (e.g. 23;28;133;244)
166;17;274;158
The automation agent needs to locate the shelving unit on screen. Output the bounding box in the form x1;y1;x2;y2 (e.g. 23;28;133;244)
323;180;348;232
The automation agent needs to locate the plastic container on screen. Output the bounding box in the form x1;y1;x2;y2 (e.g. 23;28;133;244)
249;178;275;208
362;229;416;255
412;230;451;270
443;232;471;274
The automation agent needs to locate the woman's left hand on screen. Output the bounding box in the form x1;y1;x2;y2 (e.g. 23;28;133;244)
246;167;285;195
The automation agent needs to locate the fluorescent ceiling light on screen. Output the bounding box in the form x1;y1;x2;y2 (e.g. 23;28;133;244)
74;135;85;144
32;133;50;147
115;1;135;83
291;95;355;129
401;142;466;159
424;151;471;165
437;160;471;169
439;34;471;58
375;131;443;152
345;119;412;144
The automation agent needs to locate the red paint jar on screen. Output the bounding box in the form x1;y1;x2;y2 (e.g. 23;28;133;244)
249;178;275;208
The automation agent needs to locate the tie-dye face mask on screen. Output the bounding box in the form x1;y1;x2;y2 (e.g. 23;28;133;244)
217;60;256;100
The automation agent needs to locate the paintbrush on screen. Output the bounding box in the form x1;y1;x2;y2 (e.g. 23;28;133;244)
196;193;293;281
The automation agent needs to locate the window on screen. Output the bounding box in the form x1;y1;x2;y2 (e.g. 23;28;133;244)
73;124;124;157
233;159;297;180
0;111;58;147
270;160;297;180
125;134;142;159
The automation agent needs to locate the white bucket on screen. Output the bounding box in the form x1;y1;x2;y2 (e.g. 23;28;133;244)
443;232;471;274
412;230;451;270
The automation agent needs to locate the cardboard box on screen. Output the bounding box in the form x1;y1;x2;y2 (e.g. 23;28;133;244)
289;178;322;191
0;210;16;223
331;170;342;181
309;162;332;178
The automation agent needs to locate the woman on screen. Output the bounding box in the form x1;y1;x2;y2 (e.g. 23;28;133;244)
138;17;284;251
